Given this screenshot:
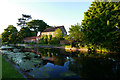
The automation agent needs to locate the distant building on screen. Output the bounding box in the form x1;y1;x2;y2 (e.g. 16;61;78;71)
23;36;36;43
41;26;67;37
23;26;67;43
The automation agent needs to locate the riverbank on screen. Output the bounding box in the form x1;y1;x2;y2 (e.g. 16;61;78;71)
8;44;112;53
1;54;27;79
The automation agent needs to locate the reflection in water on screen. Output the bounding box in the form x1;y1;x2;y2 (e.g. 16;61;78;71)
1;45;119;79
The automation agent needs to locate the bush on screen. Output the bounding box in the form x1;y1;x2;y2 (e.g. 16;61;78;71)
44;35;48;44
49;37;60;44
2;42;8;45
48;35;52;44
39;39;44;44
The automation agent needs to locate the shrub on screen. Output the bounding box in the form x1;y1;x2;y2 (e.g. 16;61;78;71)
39;39;44;44
49;37;60;44
48;35;52;44
44;35;48;44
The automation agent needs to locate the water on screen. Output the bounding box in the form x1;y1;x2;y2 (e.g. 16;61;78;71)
1;45;119;79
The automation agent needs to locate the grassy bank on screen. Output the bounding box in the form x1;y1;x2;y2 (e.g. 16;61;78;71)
1;56;25;80
15;43;110;53
0;34;2;45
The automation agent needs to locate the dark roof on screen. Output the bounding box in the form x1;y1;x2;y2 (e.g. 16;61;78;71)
42;26;64;32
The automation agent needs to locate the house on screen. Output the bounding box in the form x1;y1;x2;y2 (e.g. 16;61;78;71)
23;36;37;43
23;26;67;43
41;26;67;38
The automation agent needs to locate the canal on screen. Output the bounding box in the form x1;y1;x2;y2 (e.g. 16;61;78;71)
1;45;119;79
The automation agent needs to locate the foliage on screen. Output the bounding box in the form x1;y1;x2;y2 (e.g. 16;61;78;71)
64;35;73;45
2;25;18;44
39;34;60;44
17;14;32;27
54;28;63;39
48;35;52;44
26;20;50;36
49;37;60;44
8;33;17;43
65;23;85;47
39;39;44;44
39;35;47;44
82;1;120;52
44;35;48;44
16;27;34;43
69;23;85;42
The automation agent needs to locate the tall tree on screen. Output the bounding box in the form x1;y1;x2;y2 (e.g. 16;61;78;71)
2;25;18;43
65;23;85;47
82;1;120;52
17;14;32;27
26;20;50;36
16;27;33;43
69;23;84;42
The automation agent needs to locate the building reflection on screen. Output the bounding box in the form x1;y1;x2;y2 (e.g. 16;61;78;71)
39;48;66;66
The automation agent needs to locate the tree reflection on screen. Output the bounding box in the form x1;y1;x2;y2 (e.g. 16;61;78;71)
68;57;118;79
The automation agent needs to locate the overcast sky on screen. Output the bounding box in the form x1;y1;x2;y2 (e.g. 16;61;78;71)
0;0;93;34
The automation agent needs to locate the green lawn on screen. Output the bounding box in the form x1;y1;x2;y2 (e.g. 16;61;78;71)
1;56;26;80
0;35;2;45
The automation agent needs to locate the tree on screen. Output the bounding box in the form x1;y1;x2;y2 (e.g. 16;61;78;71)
54;28;63;39
26;20;50;36
64;35;74;47
69;23;84;42
44;35;48;44
2;30;9;43
2;25;18;43
8;33;17;43
48;35;52;44
16;27;33;43
17;14;32;27
82;1;120;52
65;23;85;47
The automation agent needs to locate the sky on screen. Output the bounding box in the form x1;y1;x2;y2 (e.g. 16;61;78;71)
0;0;93;34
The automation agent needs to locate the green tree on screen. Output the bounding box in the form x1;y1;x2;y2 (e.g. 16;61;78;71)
64;35;73;46
26;20;50;36
44;35;48;44
2;31;9;43
69;23;84;41
65;23;85;47
54;28;63;39
16;27;33;43
48;35;52;44
39;35;44;44
82;1;120;52
2;25;18;44
8;32;17;43
17;14;32;27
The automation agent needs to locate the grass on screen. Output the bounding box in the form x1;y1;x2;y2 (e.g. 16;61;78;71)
0;34;2;45
65;45;72;48
1;56;26;80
